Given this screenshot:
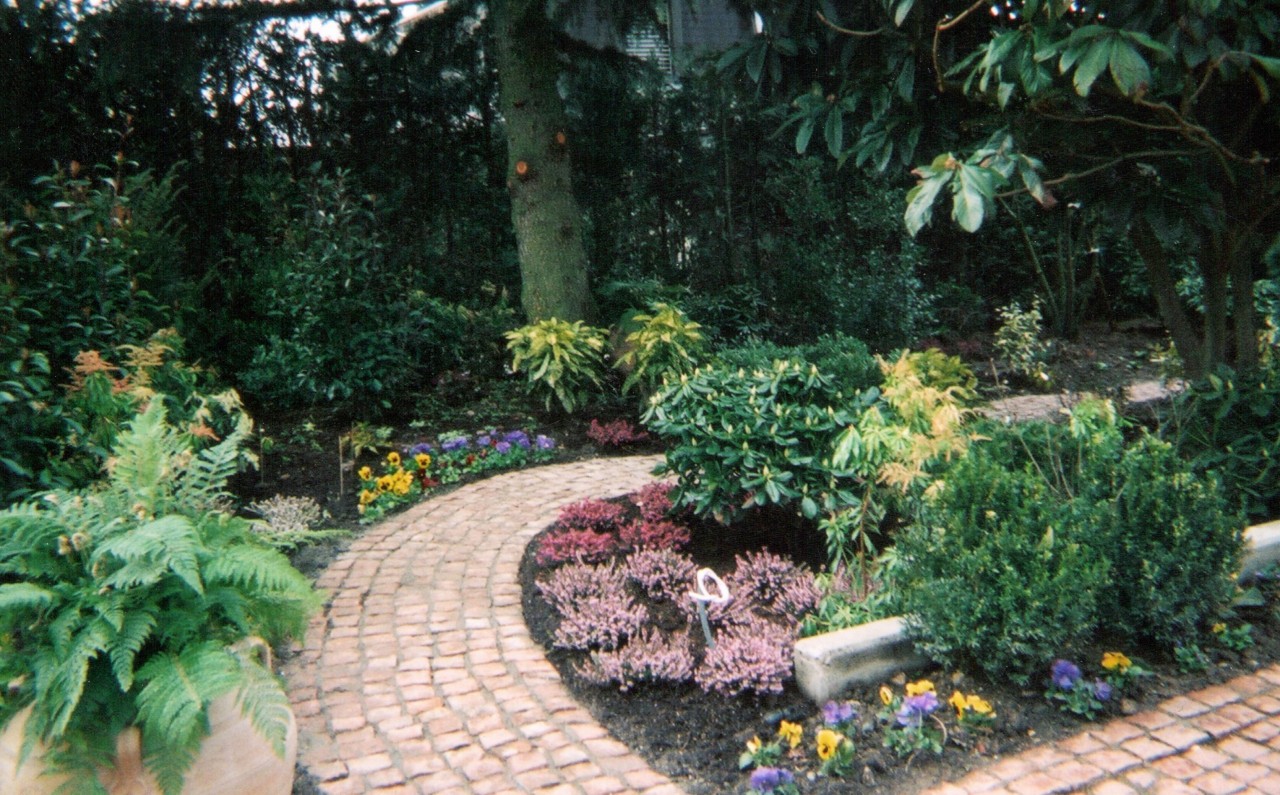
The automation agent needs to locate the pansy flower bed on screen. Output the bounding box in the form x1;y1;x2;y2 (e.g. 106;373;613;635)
357;427;558;522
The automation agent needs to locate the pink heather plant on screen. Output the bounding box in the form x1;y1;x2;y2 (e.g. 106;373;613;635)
630;481;675;523
555;498;628;532
624;547;698;608
538;562;648;651
724;549;820;620
694;616;794;696
619;518;690;551
536;528;618;565
577;628;696;691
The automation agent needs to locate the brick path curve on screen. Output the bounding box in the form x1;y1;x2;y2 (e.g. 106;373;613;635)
283;455;682;795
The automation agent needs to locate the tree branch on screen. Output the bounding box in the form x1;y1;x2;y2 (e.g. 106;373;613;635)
814;11;884;38
932;0;988;92
993;149;1200;199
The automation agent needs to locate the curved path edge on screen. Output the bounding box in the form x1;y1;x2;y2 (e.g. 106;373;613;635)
283;455;680;795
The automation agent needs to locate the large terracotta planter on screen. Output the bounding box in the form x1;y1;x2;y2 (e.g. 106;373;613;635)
0;694;297;795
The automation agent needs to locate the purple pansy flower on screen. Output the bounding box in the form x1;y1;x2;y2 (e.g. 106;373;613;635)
476;434;492;447
749;767;794;793
895;691;939;728
1051;659;1081;690
535;434;556;450
495;441;512;454
504;429;531;448
409;442;434;456
822;700;855;726
1094;680;1113;701
441;437;469;453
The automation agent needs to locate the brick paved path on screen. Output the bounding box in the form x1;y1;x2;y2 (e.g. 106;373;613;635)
924;668;1280;795
283;456;679;795
284;455;1280;795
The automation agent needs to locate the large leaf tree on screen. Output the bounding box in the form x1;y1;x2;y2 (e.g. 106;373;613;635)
736;0;1280;377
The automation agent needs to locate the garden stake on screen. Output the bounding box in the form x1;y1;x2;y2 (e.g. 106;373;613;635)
689;568;730;649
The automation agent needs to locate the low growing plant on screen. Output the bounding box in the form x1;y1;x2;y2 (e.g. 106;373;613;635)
506;318;609;413
1045;659;1114;721
878;679;943;758
994;300;1053;389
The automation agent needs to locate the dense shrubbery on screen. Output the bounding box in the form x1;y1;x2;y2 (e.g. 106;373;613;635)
893;400;1244;682
712;333;881;396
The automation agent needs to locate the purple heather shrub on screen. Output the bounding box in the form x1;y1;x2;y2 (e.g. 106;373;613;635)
555;498;627;532
587;418;651;448
535;528;618;566
710;550;819;625
576;628;696;691
896;691;939;728
624;548;698;608
1051;659;1082;690
619;519;690;551
538;562;647;651
749;767;795;793
694;616;794;696
630;482;675;523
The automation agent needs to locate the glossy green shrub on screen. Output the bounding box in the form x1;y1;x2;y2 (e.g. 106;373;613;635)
0;297;69;502
713;332;881;395
643;360;872;523
614;303;706;396
506;318;609;413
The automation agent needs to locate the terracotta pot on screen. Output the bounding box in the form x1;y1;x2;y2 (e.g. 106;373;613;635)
0;693;297;795
0;638;297;795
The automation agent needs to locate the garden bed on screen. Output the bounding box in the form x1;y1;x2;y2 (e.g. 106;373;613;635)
519;513;1280;794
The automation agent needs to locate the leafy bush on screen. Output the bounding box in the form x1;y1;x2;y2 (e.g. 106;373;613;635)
714;333;881;395
0;401;319;792
614;303;706;396
895;401;1244;681
1164;363;1280;518
2;161;179;371
644;359;872;524
506;318;609;413
0;297;68;502
994;301;1053;389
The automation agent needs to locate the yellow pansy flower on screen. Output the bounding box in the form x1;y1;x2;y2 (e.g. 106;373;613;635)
965;695;994;715
358;466;372;481
1101;651;1132;672
879;685;893;705
816;728;841;761
415;453;431;469
387;451;401;467
906;679;935;697
746;736;762;754
777;720;802;749
358;489;376;506
949;691;967;716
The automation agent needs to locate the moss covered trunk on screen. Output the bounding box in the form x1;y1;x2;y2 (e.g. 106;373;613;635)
492;0;595;323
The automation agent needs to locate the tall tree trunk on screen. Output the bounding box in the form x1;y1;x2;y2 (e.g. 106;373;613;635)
1129;219;1206;377
491;0;595;323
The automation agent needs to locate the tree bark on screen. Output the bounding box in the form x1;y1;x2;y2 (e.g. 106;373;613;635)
491;0;596;323
1129;218;1207;378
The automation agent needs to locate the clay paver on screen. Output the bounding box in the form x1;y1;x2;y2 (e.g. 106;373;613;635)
282;454;1280;794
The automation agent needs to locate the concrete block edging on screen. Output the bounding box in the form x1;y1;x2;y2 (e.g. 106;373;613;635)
794;520;1280;704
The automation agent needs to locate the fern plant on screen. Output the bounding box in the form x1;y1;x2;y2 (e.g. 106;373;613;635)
505;318;608;413
613;303;706;396
0;401;320;794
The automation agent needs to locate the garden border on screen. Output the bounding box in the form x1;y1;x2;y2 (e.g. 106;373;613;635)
794;519;1280;703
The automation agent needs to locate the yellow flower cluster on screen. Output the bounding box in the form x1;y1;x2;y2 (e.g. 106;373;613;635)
777;721;802;750
948;691;994;718
376;470;414;496
1101;651;1132;673
905;679;935;697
